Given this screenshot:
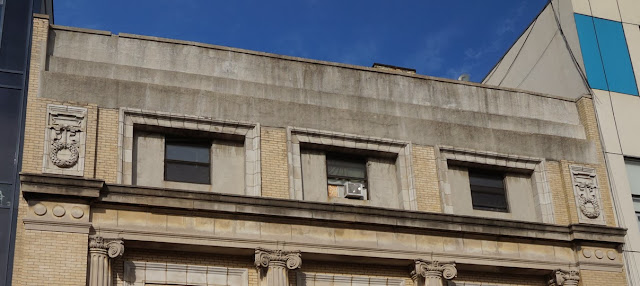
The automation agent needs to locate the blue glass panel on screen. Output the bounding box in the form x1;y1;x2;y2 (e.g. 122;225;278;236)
593;17;639;96
575;14;608;91
0;88;20;182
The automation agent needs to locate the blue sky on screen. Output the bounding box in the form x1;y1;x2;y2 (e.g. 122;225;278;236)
55;0;547;82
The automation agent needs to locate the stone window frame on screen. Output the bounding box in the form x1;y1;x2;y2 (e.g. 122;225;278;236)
436;145;555;224
287;127;417;211
118;108;261;196
123;261;249;286
296;272;406;286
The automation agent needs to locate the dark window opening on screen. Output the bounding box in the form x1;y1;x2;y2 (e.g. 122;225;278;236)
469;169;508;212
634;196;640;230
326;155;367;200
164;138;211;184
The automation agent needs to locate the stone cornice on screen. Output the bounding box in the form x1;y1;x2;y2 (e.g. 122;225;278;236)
20;173;626;245
20;173;103;198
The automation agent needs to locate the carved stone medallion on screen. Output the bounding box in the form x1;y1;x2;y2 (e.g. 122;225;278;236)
43;105;87;176
569;165;605;224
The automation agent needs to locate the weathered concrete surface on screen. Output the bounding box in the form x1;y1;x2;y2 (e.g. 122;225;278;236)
41;26;597;163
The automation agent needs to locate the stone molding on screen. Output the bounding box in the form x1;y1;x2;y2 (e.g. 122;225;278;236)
436;145;555;223
255;248;302;270
117;108;261;196
95;224;624;273
297;273;405;286
19;172;626;245
547;269;580;286
287;127;417;210
43;104;87;176
569;165;606;225
23;218;91;234
123;261;249;286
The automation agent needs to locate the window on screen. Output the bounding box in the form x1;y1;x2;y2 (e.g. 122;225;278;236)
574;13;638;95
634;197;640;230
469;169;508;212
164;138;211;184
625;158;640;229
326;156;367;200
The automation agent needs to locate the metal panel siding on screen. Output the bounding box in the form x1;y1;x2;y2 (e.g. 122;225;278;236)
593;17;639;96
575;14;609;91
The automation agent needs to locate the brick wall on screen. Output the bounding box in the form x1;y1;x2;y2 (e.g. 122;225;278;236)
412;144;442;213
21;16;49;175
17;230;88;286
581;269;628;286
95;108;120;183
546;160;572;225
260;127;290;199
575;97;617;227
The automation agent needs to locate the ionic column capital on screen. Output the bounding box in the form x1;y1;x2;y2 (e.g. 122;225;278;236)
89;236;125;259
547;269;580;286
412;259;457;281
254;248;302;270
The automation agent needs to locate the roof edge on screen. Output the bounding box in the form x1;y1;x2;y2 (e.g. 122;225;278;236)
48;24;578;103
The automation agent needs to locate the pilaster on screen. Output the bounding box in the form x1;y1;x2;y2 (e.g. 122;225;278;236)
88;236;125;286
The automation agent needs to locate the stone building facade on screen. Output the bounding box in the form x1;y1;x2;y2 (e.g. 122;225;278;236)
11;15;629;286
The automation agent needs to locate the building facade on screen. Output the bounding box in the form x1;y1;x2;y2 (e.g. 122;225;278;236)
0;1;52;285
11;15;630;286
483;0;640;284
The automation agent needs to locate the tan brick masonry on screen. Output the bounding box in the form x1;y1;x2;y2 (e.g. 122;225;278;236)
260;127;290;199
412;144;442;213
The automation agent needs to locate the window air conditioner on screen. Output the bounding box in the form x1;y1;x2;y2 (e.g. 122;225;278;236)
344;182;366;199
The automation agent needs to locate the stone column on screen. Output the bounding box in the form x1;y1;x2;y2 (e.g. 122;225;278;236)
88;236;125;286
547;269;580;286
411;259;457;286
254;248;302;286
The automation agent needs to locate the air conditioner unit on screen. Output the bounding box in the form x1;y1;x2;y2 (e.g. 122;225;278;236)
344;182;366;200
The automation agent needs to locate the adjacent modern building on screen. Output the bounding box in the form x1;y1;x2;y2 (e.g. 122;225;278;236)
483;0;640;284
9;13;631;286
0;1;52;285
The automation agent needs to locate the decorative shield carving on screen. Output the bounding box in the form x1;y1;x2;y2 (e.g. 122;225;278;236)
569;165;605;224
43;105;87;176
